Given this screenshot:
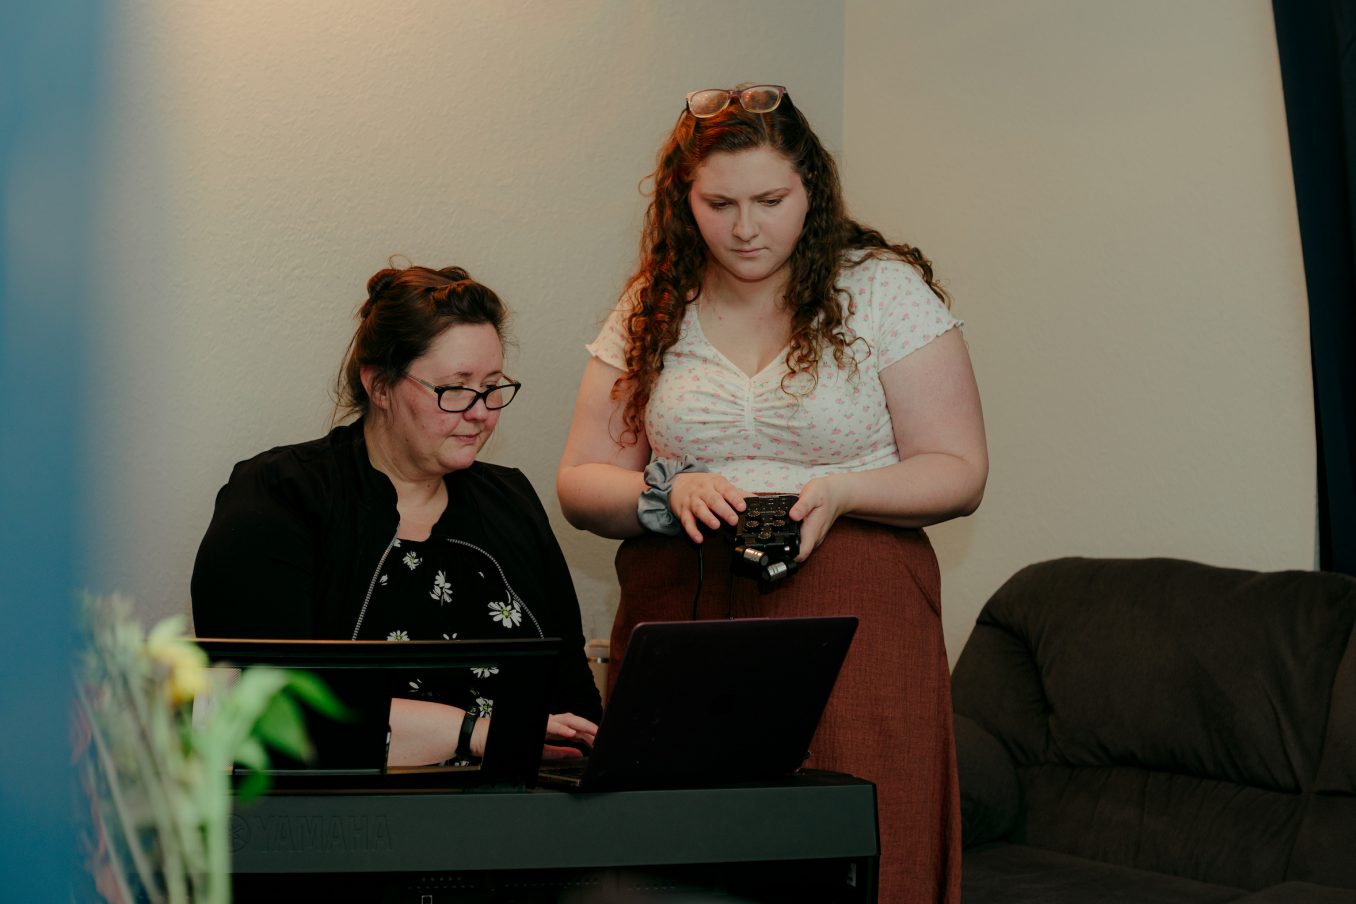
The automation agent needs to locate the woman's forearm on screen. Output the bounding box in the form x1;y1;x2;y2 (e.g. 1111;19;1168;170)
821;327;984;532
387;697;484;767
557;462;649;539
834;452;987;529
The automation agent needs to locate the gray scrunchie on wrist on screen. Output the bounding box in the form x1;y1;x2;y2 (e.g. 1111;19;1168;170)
637;455;709;535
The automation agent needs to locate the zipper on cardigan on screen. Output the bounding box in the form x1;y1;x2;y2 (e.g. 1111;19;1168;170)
442;538;545;639
351;528;400;640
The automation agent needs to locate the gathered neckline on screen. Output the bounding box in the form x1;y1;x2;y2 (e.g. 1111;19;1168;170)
687;304;790;382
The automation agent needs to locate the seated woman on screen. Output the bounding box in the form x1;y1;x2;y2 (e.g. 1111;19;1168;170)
191;263;601;766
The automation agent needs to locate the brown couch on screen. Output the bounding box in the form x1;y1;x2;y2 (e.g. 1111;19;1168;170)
951;557;1356;903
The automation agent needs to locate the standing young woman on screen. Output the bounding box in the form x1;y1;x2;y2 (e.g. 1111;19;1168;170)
557;86;986;902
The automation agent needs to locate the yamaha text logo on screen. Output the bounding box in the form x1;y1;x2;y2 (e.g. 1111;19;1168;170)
231;814;393;853
230;814;249;852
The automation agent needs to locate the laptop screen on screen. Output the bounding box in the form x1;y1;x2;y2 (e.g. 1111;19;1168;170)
195;637;562;788
542;616;857;791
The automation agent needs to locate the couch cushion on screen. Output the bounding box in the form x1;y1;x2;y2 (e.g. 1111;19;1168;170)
1288;637;1356;889
1017;764;1304;888
1227;881;1356;903
963;842;1247;904
955;714;1020;847
1288;793;1356;889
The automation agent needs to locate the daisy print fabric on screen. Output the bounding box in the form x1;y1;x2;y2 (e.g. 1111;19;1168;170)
363;534;541;756
587;254;961;493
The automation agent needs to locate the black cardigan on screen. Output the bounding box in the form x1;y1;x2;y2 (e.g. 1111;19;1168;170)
190;420;601;722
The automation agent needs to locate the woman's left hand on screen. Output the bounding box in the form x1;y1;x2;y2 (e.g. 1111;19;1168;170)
789;475;851;563
542;711;599;759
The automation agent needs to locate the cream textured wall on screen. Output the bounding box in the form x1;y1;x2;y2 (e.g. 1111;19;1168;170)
843;0;1315;662
90;1;1316;669
88;1;844;638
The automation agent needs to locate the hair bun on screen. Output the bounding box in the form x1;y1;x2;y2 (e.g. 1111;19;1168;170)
362;268;402;319
367;268;400;302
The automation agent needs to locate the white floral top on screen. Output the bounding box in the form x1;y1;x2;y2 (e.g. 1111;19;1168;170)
587;254;961;493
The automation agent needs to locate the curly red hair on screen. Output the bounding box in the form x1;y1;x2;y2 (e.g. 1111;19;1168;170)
615;90;949;444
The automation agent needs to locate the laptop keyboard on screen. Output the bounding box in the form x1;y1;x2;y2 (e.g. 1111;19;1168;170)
538;757;590;783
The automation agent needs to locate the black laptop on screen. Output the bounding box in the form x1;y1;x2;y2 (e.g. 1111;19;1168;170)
196;637;562;789
538;616;857;791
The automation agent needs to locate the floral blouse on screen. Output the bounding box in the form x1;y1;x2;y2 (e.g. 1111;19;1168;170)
587;253;962;493
358;534;541;763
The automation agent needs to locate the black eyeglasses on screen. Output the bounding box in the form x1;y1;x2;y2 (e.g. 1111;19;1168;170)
685;85;787;119
407;376;522;413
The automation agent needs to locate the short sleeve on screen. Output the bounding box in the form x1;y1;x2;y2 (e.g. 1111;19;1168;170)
584;299;631;370
862;257;963;371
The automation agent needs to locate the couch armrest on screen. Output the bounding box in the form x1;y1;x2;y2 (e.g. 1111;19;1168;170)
955;713;1021;848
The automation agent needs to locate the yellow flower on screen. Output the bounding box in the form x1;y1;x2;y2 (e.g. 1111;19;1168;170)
146;616;209;705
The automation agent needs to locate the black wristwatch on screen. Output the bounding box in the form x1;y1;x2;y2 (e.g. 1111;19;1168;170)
454;710;479;760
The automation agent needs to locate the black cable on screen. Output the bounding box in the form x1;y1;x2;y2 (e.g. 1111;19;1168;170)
690;541;705;621
726;563;737;620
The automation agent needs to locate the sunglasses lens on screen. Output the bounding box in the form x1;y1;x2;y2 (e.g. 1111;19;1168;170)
687;89;731;117
740;85;783;113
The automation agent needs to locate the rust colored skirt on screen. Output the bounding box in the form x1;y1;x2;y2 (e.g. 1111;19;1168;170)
611;518;962;904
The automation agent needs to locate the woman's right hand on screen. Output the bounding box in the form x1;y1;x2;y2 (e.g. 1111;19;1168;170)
669;472;748;543
543;711;599;760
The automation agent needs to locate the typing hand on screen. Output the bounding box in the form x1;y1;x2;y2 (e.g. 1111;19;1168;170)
543;711;597;759
542;740;590;760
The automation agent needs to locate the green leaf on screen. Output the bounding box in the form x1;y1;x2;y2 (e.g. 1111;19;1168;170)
146;614;188;646
232;730;276;803
253;692;313;763
234;767;271;803
233;737;268;773
281;669;354;721
228;668;293;714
